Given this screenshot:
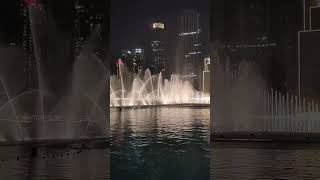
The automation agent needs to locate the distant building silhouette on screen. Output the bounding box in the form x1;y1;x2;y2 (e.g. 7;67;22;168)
211;0;320;98
73;0;106;59
149;22;167;75
202;57;210;94
115;48;144;78
119;49;133;73
299;0;320;98
211;0;302;93
132;48;144;76
177;10;203;89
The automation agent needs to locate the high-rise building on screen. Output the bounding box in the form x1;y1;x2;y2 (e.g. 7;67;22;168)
116;48;144;77
177;10;202;89
202;57;210;94
211;0;304;93
18;0;109;97
299;0;320;98
119;49;133;71
150;22;167;75
73;0;106;59
132;48;144;77
211;0;320;98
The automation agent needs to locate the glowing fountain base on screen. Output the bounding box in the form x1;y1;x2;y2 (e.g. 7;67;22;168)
110;96;210;108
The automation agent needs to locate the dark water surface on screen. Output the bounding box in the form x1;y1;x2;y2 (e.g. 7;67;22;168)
211;142;320;179
110;107;210;180
0;145;109;180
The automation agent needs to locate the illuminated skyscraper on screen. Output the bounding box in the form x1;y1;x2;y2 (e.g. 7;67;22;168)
211;0;320;98
202;57;210;94
150;22;167;75
119;49;133;71
73;0;106;59
132;48;144;76
177;10;202;89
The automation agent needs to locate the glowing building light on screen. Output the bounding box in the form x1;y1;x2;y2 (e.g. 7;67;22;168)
179;29;201;36
135;48;142;53
24;0;36;6
153;23;165;29
117;58;124;65
179;32;197;36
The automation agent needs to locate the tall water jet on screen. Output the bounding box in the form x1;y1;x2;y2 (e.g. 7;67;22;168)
0;0;109;142
110;62;210;107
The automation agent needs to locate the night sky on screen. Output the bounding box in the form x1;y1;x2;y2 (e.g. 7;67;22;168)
1;0;209;59
110;0;209;59
0;1;22;44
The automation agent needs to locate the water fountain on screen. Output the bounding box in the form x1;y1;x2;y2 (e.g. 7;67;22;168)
0;1;109;142
110;62;210;107
212;59;320;141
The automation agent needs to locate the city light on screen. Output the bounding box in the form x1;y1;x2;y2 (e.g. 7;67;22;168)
153;22;165;29
179;29;200;36
135;48;142;53
24;0;36;6
117;58;124;65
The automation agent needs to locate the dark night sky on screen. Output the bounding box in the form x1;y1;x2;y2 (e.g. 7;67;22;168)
110;0;209;58
1;0;209;57
0;1;22;44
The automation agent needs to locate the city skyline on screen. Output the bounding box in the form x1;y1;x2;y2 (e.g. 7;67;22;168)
211;0;320;99
1;1;320;180
110;0;209;77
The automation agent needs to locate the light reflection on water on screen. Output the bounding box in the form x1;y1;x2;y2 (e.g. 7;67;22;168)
110;107;210;180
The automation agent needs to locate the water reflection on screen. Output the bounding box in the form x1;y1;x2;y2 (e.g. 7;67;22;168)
0;145;109;180
111;107;210;180
211;142;320;179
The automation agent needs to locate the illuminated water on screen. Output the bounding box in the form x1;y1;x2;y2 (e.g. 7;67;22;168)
110;107;210;179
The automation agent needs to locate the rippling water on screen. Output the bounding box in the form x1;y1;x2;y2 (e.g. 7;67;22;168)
0;145;109;180
110;107;210;180
211;142;320;179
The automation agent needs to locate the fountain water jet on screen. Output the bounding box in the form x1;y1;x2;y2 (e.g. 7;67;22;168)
110;63;210;107
0;1;109;142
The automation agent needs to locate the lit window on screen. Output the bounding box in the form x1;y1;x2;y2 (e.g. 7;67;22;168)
153;23;165;29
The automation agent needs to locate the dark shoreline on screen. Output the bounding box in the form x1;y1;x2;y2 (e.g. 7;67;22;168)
0;137;109;148
211;132;320;143
111;103;210;109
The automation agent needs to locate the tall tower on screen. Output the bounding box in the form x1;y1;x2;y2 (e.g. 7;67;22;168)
177;10;202;89
73;0;106;59
132;48;144;77
202;57;210;94
150;22;167;75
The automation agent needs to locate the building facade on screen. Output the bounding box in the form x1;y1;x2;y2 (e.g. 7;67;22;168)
149;22;167;75
132;48;144;77
177;10;203;89
211;0;304;94
202;57;210;94
299;0;320;98
211;0;320;98
73;0;106;59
